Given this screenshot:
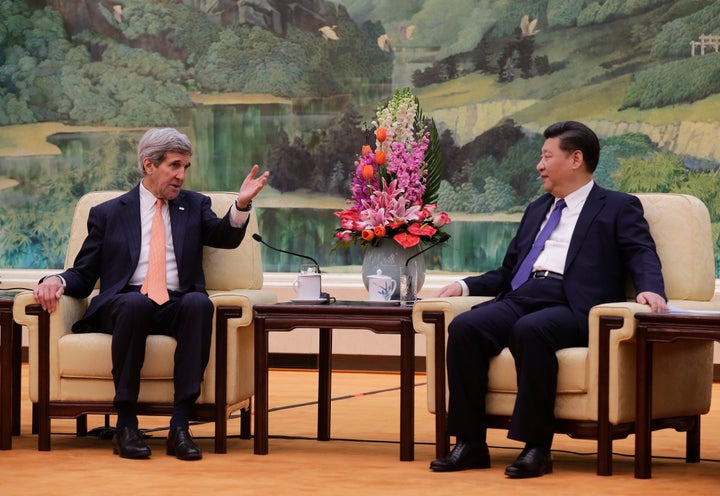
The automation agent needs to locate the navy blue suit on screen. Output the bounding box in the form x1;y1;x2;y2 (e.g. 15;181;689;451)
59;185;247;414
447;184;665;447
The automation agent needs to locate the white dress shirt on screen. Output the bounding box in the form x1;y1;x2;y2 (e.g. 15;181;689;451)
129;182;250;290
458;180;594;296
532;180;593;274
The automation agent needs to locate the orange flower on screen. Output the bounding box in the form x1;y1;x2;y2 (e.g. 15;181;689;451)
373;225;387;237
376;127;387;142
361;144;372;157
374;150;386;165
361;164;374;180
393;232;421;248
361;229;375;242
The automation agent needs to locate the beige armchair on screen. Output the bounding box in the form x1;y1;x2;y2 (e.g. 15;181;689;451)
13;191;277;453
413;193;717;475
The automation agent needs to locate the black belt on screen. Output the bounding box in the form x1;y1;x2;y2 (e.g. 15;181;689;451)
530;270;564;281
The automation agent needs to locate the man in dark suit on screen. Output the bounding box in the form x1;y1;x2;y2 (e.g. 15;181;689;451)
429;121;667;478
33;128;269;461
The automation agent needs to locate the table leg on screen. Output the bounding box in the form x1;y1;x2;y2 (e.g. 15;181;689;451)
318;327;332;441
634;324;653;478
399;318;415;461
254;316;269;455
0;309;13;450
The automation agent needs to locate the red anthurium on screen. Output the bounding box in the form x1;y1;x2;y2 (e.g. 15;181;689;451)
407;222;437;237
334;209;360;221
393;232;421;248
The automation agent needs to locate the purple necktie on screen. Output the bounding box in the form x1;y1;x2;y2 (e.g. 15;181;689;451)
510;199;567;290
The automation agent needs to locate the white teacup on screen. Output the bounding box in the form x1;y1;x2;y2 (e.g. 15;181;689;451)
367;270;397;301
293;273;321;300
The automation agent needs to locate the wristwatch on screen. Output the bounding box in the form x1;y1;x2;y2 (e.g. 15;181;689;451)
235;199;252;212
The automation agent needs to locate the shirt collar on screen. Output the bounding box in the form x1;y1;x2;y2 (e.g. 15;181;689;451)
557;180;593;211
139;181;161;212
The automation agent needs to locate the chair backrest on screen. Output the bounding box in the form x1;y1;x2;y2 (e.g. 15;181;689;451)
64;190;263;291
632;193;715;301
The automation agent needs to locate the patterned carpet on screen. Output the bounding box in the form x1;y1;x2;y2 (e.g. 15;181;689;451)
1;367;718;495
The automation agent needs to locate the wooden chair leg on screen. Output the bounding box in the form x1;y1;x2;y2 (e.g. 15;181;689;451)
240;405;251;439
686;414;701;463
31;403;38;435
76;414;88;436
214;415;228;454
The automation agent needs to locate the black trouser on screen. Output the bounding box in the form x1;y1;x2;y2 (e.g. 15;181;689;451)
97;289;214;410
446;278;587;448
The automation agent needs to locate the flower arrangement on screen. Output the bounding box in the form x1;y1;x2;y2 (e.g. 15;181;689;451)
334;88;451;249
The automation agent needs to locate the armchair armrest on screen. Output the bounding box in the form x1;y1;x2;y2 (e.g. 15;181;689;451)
413;296;492;382
13;291;88;340
412;296;492;420
13;292;89;396
412;296;491;336
208;289;278;327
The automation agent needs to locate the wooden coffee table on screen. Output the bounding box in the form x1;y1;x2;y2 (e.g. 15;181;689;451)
253;300;417;461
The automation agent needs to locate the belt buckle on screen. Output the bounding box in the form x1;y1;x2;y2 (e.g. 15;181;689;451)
535;270;549;279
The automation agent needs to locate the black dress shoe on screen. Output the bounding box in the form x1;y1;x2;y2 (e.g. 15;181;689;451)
430;441;491;472
167;427;202;460
504;446;553;478
112;426;151;459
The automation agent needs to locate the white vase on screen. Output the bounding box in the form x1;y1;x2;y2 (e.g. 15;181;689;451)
361;238;425;300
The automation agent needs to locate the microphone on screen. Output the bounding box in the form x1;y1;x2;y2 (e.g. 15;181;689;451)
405;233;451;267
252;233;322;272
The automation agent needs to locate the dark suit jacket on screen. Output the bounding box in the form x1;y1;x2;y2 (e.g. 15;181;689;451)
60;185;247;331
464;184;665;329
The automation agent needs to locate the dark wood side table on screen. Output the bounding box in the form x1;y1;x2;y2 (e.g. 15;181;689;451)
1;291;22;450
634;312;720;479
253;300;416;461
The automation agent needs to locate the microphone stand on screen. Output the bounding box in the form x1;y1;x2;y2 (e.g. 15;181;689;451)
252;234;330;301
401;234;450;304
252;233;321;272
405;234;451;267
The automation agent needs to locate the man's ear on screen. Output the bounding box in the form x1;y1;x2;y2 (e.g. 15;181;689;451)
571;150;584;169
142;157;155;174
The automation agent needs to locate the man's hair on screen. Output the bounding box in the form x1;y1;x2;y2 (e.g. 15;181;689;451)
137;128;193;173
543;121;600;173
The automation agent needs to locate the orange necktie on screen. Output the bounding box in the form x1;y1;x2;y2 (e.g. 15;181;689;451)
140;198;170;305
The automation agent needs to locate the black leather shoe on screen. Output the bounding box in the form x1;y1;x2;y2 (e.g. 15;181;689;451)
429;441;491;472
167;427;202;461
112;426;151;459
504;446;553;478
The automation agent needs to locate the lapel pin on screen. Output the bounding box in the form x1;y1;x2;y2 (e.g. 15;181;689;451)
179;206;185;211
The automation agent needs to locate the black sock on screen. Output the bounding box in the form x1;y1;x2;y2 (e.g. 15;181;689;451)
170;402;191;430
115;404;138;430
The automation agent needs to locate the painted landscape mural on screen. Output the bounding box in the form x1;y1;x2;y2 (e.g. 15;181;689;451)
0;0;719;275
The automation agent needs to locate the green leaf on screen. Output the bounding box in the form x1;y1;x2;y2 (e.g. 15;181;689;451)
414;95;443;205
